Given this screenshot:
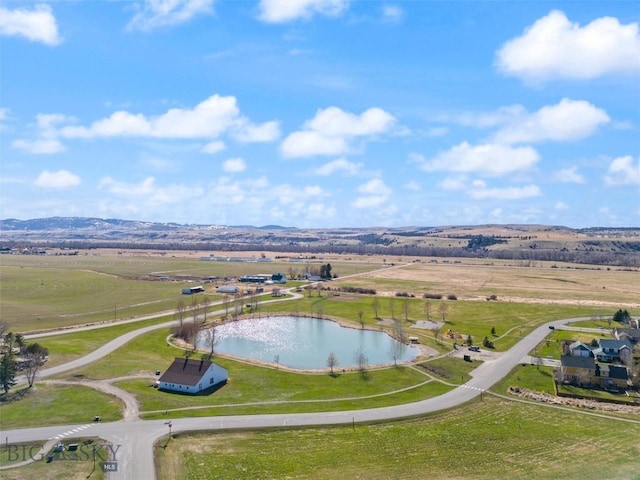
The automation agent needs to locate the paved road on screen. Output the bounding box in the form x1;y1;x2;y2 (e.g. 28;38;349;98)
1;315;591;479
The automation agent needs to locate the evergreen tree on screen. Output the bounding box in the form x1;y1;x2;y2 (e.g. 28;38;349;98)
0;351;17;393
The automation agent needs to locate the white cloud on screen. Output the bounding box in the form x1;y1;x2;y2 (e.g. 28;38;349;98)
404;180;420;191
127;0;215;32
555;201;569;210
469;182;542;200
381;5;403;23
100;176;157;196
449;105;526;129
351;178;392;209
0;3;61;45
12;138;65;154
493;98;609;144
604;156;640;186
56;94;276;147
313;158;362;176
258;0;348;23
421;142;539;176
553;166;586;184
496;10;640;82
201;140;225;154
34;170;80;188
281;131;348;158
231;120;280;143
281;106;396;158
13;113;73;154
222;157;246;173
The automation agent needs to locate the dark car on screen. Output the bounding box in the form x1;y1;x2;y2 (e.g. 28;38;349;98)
548;325;555;330
468;346;480;352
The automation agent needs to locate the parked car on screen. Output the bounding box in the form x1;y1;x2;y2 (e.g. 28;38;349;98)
468;346;480;352
548;325;555;330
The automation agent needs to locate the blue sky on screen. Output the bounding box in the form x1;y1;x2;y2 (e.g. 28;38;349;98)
1;1;639;228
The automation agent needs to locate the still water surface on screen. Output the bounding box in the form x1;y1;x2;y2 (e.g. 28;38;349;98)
197;316;418;370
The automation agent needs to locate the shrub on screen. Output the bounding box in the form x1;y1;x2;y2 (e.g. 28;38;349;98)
423;293;443;300
447;294;458;301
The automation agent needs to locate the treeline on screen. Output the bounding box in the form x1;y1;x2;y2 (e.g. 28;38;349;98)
4;239;640;267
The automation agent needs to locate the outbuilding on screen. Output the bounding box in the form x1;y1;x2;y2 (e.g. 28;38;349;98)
158;357;228;394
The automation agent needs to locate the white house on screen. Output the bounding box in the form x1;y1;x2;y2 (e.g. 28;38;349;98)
158;357;228;394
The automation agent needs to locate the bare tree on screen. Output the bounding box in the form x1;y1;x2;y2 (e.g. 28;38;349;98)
431;324;441;342
620;347;633;367
200;296;210;324
191;296;200;322
175;301;186;327
393;318;406;343
356;350;368;376
23;343;49;388
438;300;448;323
402;298;410;321
223;295;231;319
389;297;396;320
389;340;403;367
424;300;431;321
327;352;338;375
233;294;242;320
372;297;380;319
358;310;365;329
202;324;217;357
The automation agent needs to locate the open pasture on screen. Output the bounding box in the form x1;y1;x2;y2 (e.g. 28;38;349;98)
0;252;379;331
155;396;640;480
334;260;640;306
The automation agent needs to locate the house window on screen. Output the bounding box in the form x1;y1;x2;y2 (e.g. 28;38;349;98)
210;377;214;384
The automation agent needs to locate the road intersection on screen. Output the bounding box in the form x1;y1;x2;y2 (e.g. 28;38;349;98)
1;312;590;479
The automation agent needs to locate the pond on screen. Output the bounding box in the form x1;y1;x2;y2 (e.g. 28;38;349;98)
196;316;419;370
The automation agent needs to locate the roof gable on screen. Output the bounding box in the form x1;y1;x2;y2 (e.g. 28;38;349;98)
159;357;214;386
560;355;596;369
599;339;632;350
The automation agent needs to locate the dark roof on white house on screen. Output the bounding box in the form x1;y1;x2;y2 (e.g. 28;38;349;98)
599;339;632;351
604;365;630;380
159;357;213;387
560;355;596;369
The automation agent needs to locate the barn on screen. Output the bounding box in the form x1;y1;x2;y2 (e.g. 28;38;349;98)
158;357;228;394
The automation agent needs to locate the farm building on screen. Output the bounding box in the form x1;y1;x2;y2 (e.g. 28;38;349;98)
182;285;205;295
217;285;239;294
158;357;228;394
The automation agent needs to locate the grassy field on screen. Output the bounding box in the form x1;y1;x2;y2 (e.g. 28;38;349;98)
154;396;640;480
3;251;637;333
0;384;123;429
334;260;640;305
259;295;609;351
0;253;379;331
0;438;109;480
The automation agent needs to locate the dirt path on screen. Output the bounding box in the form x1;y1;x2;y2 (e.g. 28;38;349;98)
43;374;155;421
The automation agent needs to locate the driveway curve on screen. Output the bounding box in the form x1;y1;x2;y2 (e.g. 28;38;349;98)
0;316;593;479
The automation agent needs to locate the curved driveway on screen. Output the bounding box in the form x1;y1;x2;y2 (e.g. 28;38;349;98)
0;313;588;479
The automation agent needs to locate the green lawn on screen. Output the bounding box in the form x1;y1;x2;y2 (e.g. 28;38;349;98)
0;438;108;480
0;384;123;429
492;364;557;395
155;396;640;480
259;296;605;351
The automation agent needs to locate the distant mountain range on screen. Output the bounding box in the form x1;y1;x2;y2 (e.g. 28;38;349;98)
1;217;639;267
0;217;284;231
